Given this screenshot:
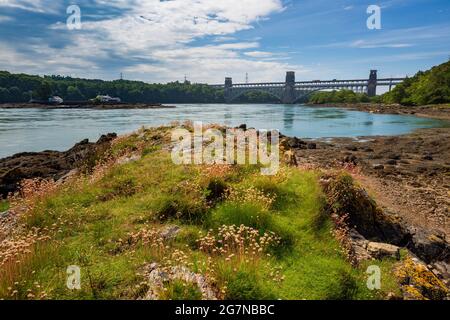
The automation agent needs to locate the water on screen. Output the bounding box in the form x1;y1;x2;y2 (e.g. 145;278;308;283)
0;104;448;158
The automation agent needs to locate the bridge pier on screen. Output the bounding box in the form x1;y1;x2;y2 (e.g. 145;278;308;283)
281;71;296;104
367;70;377;97
224;77;233;103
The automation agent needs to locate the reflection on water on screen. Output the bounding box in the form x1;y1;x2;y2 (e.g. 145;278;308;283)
0;104;448;158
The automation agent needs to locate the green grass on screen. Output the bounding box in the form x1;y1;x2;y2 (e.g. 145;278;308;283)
0;199;9;212
0;127;402;300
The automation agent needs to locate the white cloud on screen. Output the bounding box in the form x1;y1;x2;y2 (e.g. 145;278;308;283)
244;51;274;58
0;0;61;13
350;40;413;49
1;0;303;83
310;24;450;50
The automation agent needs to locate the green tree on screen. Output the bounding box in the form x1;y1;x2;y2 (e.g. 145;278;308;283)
35;81;52;100
66;86;84;100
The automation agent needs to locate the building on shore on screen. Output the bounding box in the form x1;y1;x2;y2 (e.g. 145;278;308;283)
48;96;64;104
94;95;121;103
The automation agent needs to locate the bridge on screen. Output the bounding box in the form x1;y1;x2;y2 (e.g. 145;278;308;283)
211;70;406;104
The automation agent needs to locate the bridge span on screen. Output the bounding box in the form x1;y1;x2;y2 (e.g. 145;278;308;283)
211;70;406;104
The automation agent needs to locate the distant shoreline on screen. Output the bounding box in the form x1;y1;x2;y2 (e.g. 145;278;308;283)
0;102;176;109
305;102;450;121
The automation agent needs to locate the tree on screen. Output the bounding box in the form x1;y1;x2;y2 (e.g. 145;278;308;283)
66;86;84;100
35;81;52;100
0;87;10;102
8;86;21;102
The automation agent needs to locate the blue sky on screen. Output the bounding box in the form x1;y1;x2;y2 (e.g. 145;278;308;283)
0;0;449;84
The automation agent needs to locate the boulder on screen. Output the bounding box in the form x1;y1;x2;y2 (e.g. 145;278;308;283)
117;154;141;165
281;137;307;149
367;242;400;260
373;164;384;170
386;159;397;165
160;225;181;240
307;142;317;150
343;155;357;164
407;228;449;263
0;133;117;197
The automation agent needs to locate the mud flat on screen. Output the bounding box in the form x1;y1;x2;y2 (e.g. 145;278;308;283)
307;103;450;121
285;126;450;237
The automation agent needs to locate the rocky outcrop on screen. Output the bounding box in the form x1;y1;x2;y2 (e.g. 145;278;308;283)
321;173;450;265
395;256;449;300
0;133;117;197
141;263;218;300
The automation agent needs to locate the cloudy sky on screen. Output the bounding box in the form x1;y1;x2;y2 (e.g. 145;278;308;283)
0;0;449;83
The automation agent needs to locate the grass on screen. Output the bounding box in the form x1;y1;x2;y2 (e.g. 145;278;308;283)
0;126;402;300
0;199;9;212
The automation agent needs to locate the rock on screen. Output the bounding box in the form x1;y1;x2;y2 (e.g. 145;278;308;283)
345;145;358;151
348;229;372;262
322;174;410;246
142;263;218;300
373;164;384;170
431;261;450;287
388;153;401;160
56;168;79;184
117;154;141;165
386;159;397;165
396;256;449;300
97;133;117;144
343;155;357;164
307;142;317;150
422;154;433;161
416;166;427;173
407;228;449;263
238;124;247;130
0;133;117;197
367;242;400;259
160;225;181;240
282;137;307;149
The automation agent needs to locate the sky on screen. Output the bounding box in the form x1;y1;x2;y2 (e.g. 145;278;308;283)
0;0;449;84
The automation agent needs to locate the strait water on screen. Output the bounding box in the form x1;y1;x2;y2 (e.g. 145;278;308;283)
0;104;449;159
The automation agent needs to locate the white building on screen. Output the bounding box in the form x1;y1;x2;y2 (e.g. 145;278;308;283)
48;96;63;104
96;95;121;103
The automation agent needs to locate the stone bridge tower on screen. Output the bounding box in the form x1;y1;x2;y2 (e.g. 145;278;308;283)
282;71;296;104
367;70;377;97
224;77;233;102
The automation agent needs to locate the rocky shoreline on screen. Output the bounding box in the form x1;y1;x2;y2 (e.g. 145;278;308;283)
283;127;450;238
0;103;176;109
0;133;117;197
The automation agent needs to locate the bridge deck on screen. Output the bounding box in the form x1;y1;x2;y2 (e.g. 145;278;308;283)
211;78;405;88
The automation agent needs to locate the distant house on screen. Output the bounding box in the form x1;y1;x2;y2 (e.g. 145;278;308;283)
48;96;63;104
95;95;121;103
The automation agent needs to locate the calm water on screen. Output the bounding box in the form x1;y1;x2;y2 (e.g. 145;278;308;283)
0;104;448;158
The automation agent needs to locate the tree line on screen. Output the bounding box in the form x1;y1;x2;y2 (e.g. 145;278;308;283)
308;60;450;106
0;60;448;105
0;72;225;103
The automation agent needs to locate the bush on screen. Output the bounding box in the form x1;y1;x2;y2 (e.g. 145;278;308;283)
152;194;207;223
205;178;227;204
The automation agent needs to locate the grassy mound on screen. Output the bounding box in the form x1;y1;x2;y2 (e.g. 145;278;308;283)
0;126;401;300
